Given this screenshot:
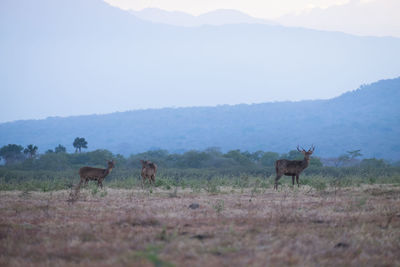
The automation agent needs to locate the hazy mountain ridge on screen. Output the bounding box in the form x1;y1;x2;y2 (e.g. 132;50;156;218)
129;8;277;27
1;78;399;159
1;0;400;122
277;0;400;38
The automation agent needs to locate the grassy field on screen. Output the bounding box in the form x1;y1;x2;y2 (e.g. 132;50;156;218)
1;182;400;266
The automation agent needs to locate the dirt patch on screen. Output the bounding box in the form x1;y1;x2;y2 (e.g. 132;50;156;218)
1;185;400;266
364;188;400;198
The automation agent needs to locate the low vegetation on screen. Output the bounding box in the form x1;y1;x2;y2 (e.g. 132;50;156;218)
1;148;400;265
1;183;400;266
1;147;399;191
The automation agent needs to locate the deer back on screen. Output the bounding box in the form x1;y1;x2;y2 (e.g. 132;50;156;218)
275;159;308;175
79;166;108;179
141;161;157;177
142;165;157;176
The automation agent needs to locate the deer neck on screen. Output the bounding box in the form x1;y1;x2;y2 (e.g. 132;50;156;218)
103;168;111;176
302;157;310;169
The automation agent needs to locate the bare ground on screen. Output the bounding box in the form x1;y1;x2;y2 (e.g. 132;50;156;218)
1;185;400;266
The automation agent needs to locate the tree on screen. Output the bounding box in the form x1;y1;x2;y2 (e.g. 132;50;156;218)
223;150;253;166
335;149;363;167
250;150;265;162
73;137;88;153
178;150;210;168
204;147;222;157
260;152;279;166
347;149;362;160
0;144;24;165
54;144;66;153
37;152;70;171
309;157;323;167
360;158;387;168
24;144;38;158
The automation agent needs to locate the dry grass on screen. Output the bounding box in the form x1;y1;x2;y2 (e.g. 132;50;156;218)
1;184;400;266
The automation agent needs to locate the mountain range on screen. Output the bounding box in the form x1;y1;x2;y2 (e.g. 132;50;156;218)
0;77;399;159
129;8;277;27
1;0;400;122
277;0;400;38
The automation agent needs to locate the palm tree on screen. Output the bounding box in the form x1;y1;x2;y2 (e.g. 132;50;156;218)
24;144;38;158
54;144;66;153
73;137;88;153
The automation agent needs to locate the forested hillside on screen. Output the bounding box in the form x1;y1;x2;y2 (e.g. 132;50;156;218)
0;78;399;159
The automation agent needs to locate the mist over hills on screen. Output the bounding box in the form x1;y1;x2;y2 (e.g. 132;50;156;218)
0;78;399;159
277;0;400;38
129;8;277;27
1;0;400;122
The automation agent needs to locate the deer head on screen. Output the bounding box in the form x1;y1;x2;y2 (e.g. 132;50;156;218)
107;160;115;171
140;160;152;168
297;145;315;161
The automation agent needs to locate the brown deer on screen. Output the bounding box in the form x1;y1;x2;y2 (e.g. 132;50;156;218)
140;160;157;187
274;146;315;190
78;160;115;189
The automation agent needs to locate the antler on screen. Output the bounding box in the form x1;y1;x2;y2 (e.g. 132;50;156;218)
297;145;306;152
308;145;315;152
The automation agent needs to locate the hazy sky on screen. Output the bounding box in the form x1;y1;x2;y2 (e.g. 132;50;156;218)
1;0;399;123
104;0;380;18
105;0;400;37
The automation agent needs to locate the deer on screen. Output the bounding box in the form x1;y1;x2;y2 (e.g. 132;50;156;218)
274;146;315;190
140;160;157;187
78;160;115;189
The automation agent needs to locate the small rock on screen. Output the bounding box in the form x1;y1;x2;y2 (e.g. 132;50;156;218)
191;234;212;240
188;203;200;209
335;242;349;248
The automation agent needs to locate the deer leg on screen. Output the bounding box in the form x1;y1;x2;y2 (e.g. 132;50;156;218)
292;175;295;186
274;174;282;190
296;175;300;187
77;179;83;189
78;178;84;189
84;178;89;187
74;179;83;196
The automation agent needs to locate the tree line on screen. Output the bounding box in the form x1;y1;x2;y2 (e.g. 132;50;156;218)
0;137;89;165
0;137;395;173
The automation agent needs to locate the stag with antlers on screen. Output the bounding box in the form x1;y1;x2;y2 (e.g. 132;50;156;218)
274;146;315;190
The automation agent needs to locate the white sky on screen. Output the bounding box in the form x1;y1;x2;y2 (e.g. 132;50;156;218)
104;0;365;19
